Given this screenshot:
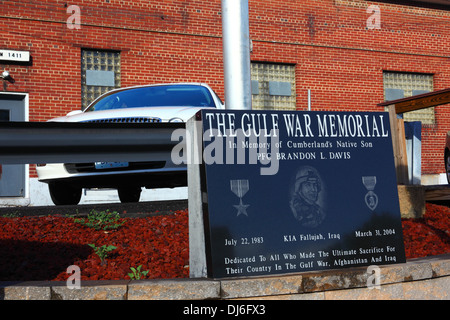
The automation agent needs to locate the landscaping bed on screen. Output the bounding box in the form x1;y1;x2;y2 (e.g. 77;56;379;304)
0;203;448;281
0;209;189;281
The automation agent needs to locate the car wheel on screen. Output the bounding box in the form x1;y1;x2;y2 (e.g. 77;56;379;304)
446;151;450;184
117;187;141;203
48;182;82;205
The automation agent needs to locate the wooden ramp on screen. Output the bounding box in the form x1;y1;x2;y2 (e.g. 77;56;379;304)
424;184;450;201
378;88;450;185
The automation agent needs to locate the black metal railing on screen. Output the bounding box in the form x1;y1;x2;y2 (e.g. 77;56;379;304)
0;121;184;164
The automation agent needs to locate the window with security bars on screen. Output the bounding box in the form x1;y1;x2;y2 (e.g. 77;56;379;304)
251;62;296;110
383;71;434;124
81;49;121;109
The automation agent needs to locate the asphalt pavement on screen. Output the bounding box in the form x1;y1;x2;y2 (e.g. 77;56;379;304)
0;199;188;218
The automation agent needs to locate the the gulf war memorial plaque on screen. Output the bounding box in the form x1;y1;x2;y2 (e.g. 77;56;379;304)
185;109;406;279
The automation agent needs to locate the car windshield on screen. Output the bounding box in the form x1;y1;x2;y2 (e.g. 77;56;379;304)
85;84;217;112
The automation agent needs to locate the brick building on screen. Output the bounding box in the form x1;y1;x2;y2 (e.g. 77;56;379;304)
0;0;449;205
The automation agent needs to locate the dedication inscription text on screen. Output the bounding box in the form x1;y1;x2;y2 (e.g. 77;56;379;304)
198;110;406;278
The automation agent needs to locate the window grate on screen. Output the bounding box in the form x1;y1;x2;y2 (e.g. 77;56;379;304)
383;71;434;124
251;63;296;111
81;50;121;109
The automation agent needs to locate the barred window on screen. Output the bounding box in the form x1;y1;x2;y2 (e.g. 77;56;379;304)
383;71;434;124
81;49;121;109
251;62;296;111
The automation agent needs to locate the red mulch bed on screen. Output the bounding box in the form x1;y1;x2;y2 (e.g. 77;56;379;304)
402;203;450;259
0;210;189;281
0;203;449;281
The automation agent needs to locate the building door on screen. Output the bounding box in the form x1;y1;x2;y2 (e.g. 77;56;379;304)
0;93;26;197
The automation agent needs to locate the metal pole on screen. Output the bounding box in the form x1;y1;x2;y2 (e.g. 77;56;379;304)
308;89;311;111
221;0;252;110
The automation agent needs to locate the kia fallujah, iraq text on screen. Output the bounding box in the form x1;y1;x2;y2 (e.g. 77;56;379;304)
204;112;390;139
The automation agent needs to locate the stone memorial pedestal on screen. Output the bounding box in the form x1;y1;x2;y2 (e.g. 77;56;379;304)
186;110;406;279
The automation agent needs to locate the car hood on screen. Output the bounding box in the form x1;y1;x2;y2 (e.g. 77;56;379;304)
49;106;214;123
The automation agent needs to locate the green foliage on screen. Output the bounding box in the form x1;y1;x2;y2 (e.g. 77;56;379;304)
88;243;117;264
1;211;20;218
74;209;125;231
128;265;149;280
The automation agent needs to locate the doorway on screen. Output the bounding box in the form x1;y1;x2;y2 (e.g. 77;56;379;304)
0;93;27;198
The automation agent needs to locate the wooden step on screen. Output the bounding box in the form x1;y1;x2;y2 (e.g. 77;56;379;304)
424;184;450;201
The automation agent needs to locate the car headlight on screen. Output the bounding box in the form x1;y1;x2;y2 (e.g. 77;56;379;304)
169;117;184;123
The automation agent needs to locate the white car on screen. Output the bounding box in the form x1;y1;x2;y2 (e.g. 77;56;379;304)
37;83;224;205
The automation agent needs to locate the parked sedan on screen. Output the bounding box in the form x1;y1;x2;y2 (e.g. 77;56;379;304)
37;83;224;205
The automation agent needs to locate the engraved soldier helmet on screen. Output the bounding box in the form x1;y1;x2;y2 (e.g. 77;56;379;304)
293;166;322;195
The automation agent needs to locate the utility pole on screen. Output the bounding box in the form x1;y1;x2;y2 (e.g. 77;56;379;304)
221;0;252;110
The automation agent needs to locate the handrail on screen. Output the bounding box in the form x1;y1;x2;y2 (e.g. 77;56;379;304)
0;121;184;164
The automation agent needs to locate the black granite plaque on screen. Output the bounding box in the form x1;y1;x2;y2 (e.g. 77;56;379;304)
196;109;406;278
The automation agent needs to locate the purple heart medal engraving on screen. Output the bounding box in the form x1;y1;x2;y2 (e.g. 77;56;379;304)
362;176;378;211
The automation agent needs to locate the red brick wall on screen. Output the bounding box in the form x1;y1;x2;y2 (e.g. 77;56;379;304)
1;0;449;176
